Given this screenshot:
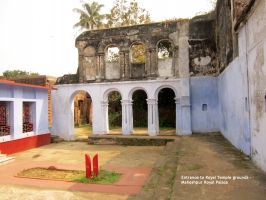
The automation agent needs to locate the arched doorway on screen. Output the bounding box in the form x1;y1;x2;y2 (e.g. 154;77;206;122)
157;88;176;135
132;89;148;135
107;91;122;134
72;91;92;139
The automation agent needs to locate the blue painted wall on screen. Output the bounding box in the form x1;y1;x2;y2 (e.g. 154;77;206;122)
190;76;219;132
218;58;251;155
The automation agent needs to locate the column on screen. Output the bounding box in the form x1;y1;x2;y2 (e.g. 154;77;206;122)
119;52;125;80
99;54;105;80
146;99;159;136
175;97;181;135
179;78;192;135
96;54;104;82
101;100;109;134
146;50;151;78
124;51;130;80
173;46;179;77
121;100;133;135
78;54;84;83
150;49;157;77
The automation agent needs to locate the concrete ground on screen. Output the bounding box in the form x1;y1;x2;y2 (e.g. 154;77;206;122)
1;132;266;200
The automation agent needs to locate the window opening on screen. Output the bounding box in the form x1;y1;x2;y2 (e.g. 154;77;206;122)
107;47;119;62
158;40;173;59
0;102;10;136
131;43;145;63
245;97;249;112
23;102;33;133
265;95;266;113
202;104;207;111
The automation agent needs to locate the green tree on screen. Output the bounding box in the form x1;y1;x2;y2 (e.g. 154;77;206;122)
73;1;105;30
105;0;151;28
2;70;39;78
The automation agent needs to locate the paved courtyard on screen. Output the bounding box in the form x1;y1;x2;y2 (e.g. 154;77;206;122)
0;133;266;200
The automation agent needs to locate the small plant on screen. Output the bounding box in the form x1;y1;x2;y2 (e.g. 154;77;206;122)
188;163;202;171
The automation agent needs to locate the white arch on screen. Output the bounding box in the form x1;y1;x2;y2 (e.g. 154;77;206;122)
128;86;149;100
69;89;92;106
103;88;123;101
154;84;179;99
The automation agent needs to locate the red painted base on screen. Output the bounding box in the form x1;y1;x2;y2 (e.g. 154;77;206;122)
0;133;51;155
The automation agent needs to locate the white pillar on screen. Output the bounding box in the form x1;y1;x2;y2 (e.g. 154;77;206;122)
147;99;159;136
175;97;181;135
121;100;133;135
101;100;109;134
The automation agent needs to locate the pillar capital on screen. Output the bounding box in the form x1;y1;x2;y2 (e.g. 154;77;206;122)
101;101;108;106
121;100;133;105
146;99;157;105
175;97;180;104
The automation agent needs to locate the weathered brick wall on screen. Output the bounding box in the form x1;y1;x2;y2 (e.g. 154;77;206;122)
74;91;92;126
189;12;217;77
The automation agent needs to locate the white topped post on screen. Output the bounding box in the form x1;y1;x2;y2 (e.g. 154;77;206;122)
146;99;159;136
121;100;133;135
101;100;109;134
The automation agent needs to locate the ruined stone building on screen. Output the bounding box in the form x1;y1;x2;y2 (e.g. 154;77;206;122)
51;0;266;173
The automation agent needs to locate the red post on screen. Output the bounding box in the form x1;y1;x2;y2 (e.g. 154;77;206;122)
93;154;99;176
85;154;92;178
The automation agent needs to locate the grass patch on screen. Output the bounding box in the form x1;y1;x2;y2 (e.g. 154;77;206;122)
187;163;202;171
17;167;122;184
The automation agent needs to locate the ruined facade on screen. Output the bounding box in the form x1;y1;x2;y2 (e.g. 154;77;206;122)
52;0;266;173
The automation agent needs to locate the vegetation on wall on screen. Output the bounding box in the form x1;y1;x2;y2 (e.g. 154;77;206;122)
2;70;39;78
132;90;148;127
108;91;122;127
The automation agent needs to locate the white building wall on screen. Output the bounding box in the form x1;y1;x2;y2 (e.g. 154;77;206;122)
0;83;50;142
244;0;266;172
51;79;190;140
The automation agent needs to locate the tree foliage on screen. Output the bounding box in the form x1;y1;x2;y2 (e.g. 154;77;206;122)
73;1;105;30
131;43;145;63
107;47;119;62
2;70;39;78
105;0;151;28
158;41;173;59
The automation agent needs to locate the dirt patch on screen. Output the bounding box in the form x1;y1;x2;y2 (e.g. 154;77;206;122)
88;137;174;146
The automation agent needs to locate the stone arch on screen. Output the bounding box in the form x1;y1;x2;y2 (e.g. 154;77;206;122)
130;41;146;63
83;46;96;56
105;44;120;62
156;39;175;78
130;42;146;79
105;45;121;80
156;39;174;59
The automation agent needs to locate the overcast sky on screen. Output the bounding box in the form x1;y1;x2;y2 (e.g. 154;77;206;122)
0;0;213;77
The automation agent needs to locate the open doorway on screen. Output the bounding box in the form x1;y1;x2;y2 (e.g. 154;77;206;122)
73;91;92;139
158;88;176;135
132;90;148;135
108;91;122;134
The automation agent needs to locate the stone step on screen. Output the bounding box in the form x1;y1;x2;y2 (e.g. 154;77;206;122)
0;156;15;166
135;138;182;200
0;154;7;159
51;137;64;143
